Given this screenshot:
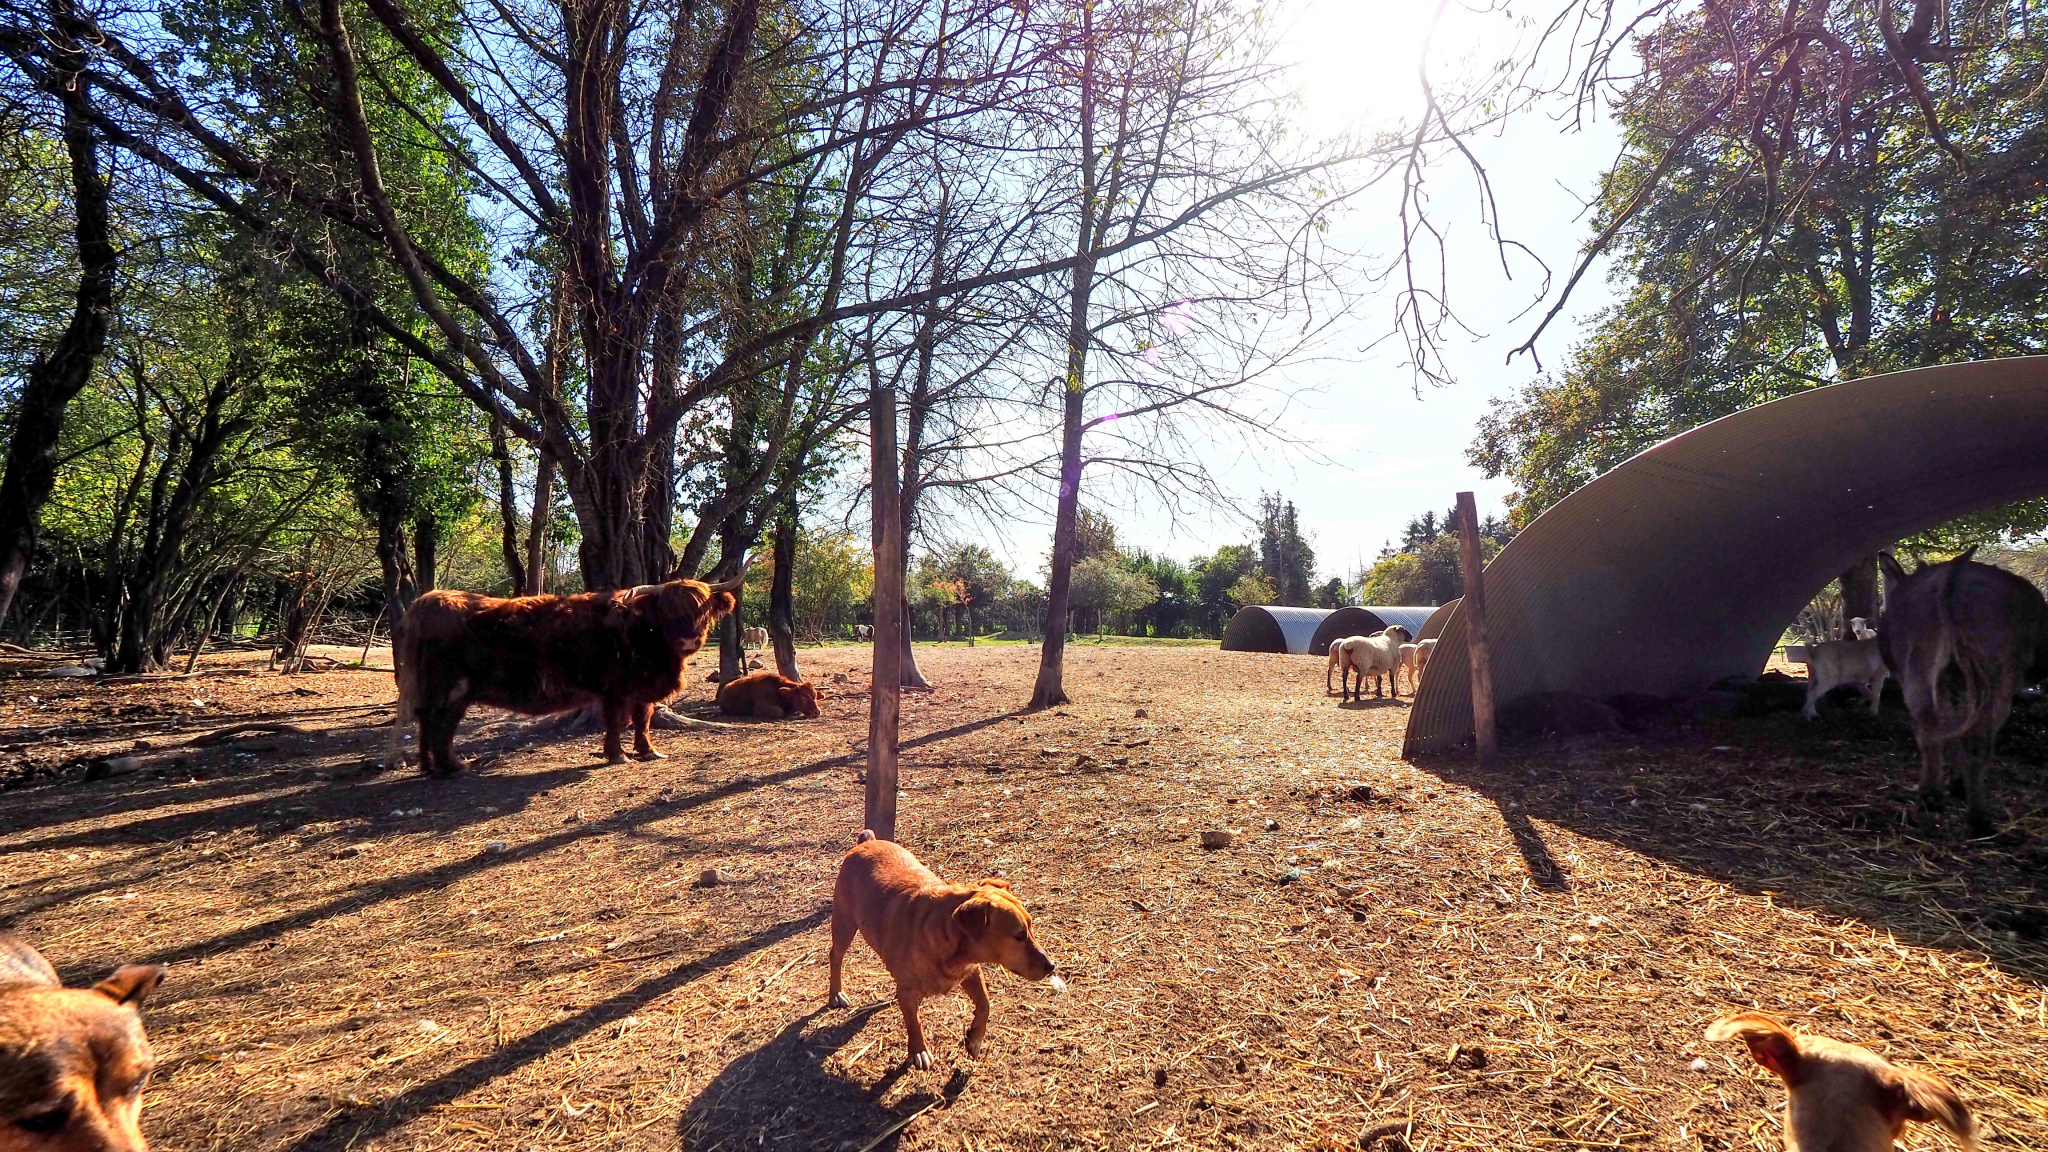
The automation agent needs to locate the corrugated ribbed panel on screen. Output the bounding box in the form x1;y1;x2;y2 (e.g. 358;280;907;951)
1404;357;2048;755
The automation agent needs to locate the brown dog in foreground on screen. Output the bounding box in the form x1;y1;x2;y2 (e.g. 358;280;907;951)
715;671;821;719
828;831;1055;1069
1705;1012;1974;1152
0;934;165;1152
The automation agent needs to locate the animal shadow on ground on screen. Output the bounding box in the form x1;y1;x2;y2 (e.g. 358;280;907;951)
1412;695;2048;983
679;1004;969;1152
1337;697;1407;711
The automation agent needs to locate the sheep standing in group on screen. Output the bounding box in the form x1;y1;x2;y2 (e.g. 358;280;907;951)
1327;627;1413;701
1397;637;1438;693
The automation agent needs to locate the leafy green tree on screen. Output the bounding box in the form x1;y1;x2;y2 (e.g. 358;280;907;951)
1471;0;2048;562
1067;555;1159;635
1191;543;1258;635
1124;549;1198;636
1315;577;1347;609
1256;493;1315;606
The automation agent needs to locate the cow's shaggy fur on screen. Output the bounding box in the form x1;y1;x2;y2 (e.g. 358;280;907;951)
388;577;739;776
716;671;821;720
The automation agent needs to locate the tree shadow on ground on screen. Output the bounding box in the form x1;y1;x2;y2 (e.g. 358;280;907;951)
277;909;830;1152
679;1004;969;1152
1408;699;2048;983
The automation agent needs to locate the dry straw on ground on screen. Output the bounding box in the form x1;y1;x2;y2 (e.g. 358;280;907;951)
0;644;2041;1150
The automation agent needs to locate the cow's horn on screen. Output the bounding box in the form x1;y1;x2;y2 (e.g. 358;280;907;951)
708;558;750;593
627;584;662;597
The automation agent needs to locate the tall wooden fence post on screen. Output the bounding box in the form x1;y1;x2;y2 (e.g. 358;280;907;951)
867;374;903;841
1457;491;1499;765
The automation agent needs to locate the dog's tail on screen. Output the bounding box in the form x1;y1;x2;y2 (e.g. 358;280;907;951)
385;607;419;767
853;829;877;845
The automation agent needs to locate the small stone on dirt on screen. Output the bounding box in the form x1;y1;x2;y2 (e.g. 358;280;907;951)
1133;708;1148;718
1199;829;1235;849
483;840;509;855
1689;1056;1710;1072
330;845;363;859
698;868;731;886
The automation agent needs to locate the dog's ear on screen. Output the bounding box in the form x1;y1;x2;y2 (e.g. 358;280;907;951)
93;964;165;1008
977;877;1011;889
1706;1013;1803;1085
1886;1066;1975;1145
953;895;993;939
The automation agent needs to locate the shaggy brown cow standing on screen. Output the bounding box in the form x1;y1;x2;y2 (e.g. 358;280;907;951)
388;572;743;776
716;671;821;719
1879;547;2048;832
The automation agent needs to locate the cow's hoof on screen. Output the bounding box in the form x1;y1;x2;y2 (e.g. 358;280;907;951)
634;749;667;761
1917;785;1947;811
908;1048;933;1071
963;1032;985;1058
605;753;629;766
828;992;849;1009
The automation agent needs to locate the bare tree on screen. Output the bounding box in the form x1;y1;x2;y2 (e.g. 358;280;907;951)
1021;0;1356;707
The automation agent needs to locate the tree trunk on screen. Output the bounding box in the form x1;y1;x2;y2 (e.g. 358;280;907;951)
769;496;800;681
524;448;553;595
718;517;746;684
375;501;414;633
1030;387;1085;708
412;510;439;593
1029;12;1097;711
867;365;904;841
0;46;116;630
1840;554;1880;635
489;415;528;592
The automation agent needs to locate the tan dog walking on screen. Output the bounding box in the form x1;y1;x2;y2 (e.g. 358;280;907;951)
828;831;1055;1069
1706;1012;1973;1151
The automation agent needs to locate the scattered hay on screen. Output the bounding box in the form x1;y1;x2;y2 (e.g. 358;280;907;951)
0;645;2038;1150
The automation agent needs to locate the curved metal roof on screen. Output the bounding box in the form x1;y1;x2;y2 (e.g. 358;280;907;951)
1404;357;2048;755
1308;606;1438;656
1221;606;1332;654
1415;600;1460;642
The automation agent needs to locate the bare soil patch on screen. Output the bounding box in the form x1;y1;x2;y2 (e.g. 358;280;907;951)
0;645;2041;1150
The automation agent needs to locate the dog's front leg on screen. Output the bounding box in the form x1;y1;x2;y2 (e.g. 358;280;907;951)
961;967;991;1058
899;994;933;1069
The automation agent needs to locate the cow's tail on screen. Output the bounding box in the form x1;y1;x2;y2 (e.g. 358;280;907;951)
1928;560;1995;744
385;608;419;767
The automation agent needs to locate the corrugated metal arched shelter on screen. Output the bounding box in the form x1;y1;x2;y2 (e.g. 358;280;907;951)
1416;600;1460;642
1221;606;1332;654
1308;607;1439;655
1221;605;1438;655
1405;357;2048;755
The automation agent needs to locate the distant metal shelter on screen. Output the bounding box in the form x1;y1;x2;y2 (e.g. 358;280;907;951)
1221;605;1436;655
1307;606;1438;655
1404;357;2048;755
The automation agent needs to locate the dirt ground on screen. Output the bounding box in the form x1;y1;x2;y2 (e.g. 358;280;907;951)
1;644;2043;1151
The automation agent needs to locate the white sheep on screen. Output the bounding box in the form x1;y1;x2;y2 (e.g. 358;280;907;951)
1801;638;1887;719
1328;627;1413;701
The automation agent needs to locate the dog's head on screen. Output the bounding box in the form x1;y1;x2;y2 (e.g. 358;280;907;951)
1705;1012;1974;1152
0;936;164;1152
779;681;821;719
951;880;1055;981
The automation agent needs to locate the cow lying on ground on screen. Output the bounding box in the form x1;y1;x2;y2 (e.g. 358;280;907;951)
716;672;821;719
388;571;743;776
1879;548;2048;832
1327;627;1412;701
1801;638;1887;718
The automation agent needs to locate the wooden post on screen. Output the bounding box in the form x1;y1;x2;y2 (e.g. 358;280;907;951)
1456;491;1498;765
867;373;903;841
